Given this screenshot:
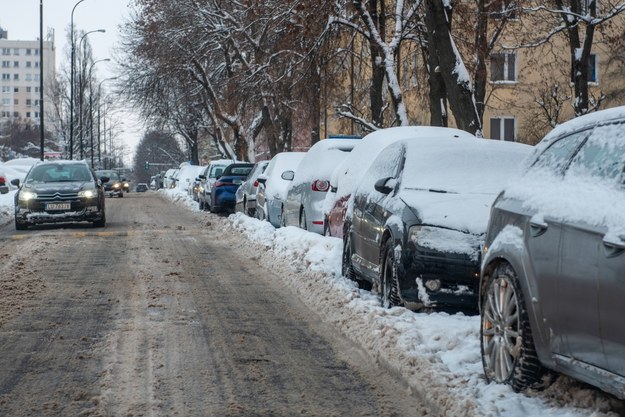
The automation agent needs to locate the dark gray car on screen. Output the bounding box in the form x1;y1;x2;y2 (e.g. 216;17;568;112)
479;106;625;399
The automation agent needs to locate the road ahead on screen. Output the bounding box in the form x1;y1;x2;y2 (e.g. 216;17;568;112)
0;192;429;417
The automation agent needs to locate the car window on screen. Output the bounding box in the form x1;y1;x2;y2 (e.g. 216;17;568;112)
531;130;588;174
29;164;91;183
210;165;226;178
357;143;404;195
566;123;625;182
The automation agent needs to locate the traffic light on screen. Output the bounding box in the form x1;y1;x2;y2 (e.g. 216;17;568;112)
144;161;149;170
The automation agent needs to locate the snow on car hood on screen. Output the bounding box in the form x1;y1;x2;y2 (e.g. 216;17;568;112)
26;182;91;193
400;190;498;235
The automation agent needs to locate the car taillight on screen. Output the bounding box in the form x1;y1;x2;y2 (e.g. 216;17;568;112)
0;175;5;185
312;180;330;192
253;180;259;187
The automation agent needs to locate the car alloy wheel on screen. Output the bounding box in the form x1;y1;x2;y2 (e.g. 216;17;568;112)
381;240;402;308
480;262;548;392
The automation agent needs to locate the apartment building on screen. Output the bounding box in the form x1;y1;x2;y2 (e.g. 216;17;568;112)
0;27;55;126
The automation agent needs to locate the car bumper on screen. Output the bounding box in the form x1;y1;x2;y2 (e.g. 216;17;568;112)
16;206;104;225
400;251;480;311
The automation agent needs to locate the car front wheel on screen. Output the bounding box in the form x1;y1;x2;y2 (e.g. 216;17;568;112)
380;240;402;308
480;262;548;392
15;218;27;230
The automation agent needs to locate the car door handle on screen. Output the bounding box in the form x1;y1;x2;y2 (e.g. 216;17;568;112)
529;220;548;237
602;235;625;258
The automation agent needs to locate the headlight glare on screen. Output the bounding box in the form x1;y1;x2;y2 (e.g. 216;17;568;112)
79;189;97;198
408;225;422;244
18;191;37;201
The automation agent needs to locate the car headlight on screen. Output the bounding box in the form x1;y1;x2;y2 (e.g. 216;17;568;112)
18;191;37;201
124;182;129;187
113;183;120;189
79;189;97;198
408;225;422;244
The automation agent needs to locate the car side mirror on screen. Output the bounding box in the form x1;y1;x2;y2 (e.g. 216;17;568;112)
374;177;393;195
199;175;206;180
281;170;294;181
10;178;20;187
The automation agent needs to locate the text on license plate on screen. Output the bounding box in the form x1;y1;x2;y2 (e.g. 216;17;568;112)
46;202;71;210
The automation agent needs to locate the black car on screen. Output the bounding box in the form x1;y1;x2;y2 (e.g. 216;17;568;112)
95;170;123;197
342;132;531;311
13;160;106;230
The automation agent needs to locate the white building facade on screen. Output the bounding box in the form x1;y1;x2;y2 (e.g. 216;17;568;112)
0;28;55;126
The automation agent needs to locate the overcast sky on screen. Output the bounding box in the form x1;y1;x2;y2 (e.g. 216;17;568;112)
0;0;143;165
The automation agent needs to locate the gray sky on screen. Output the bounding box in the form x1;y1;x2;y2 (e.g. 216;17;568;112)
0;0;142;164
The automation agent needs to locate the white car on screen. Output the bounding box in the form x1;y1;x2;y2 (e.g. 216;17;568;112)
255;152;306;227
283;139;359;234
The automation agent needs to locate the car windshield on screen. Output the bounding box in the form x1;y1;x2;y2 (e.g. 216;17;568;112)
210;165;226;178
27;164;92;183
225;166;254;176
96;171;120;181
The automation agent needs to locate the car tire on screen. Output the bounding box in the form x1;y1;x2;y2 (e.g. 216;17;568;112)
119;192;124;198
381;240;403;308
480;262;549;392
342;230;371;290
299;208;307;230
15;219;27;231
93;212;106;228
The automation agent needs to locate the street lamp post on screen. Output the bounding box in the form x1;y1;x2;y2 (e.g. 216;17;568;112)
77;29;105;160
97;78;117;168
39;0;44;161
69;0;88;159
88;59;111;168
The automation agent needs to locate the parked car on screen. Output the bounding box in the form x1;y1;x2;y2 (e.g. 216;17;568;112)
95;169;123;197
163;168;177;189
235;161;269;216
198;159;236;210
0;169;8;194
342;132;532;312
256;152;306;227
175;164;206;197
135;183;149;192
13;160;106;229
206;163;255;213
479;106;625;400
324;126;475;238
283;138;359;234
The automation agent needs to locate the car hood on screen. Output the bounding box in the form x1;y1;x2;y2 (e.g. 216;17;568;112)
400;189;498;235
24;182;93;193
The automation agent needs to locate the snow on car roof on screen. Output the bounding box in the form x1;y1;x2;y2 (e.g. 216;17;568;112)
292;139;357;186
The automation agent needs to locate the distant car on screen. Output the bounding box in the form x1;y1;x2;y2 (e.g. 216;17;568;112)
175;165;206;197
235;161;269;216
256;152;306;228
95;170;123;197
206;163;255;213
323;126;475;238
0;169;8;194
479;106;625;400
283;138;358;234
135;183;149;192
13;160;106;229
163;168;177;189
198;159;235;210
342;131;532;311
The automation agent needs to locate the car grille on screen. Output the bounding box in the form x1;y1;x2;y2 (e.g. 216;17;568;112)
30;192;84;211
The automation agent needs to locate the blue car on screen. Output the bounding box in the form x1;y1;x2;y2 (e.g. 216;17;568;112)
207;163;254;213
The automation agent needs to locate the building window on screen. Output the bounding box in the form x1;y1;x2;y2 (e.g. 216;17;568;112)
13;111;19;118
35;112;39;118
34;74;39;82
35;87;39;93
490;117;516;141
588;54;598;83
14;99;18;105
13;87;18;93
26;99;32;106
26;112;31;118
26;61;32;68
2;98;9;105
13;48;19;56
34;49;39;55
491;53;517;82
1;86;8;93
26;49;32;55
26;86;31;93
1;48;9;56
13;61;18;68
25;74;32;82
1;61;8;68
1;73;9;80
13;74;19;80
35;61;40;68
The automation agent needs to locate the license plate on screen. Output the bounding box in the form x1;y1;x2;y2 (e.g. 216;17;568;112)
46;202;71;210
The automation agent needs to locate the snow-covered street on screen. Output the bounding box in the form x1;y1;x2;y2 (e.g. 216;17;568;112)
0;187;623;416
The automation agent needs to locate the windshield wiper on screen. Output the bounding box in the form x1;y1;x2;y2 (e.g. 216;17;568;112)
404;187;457;194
